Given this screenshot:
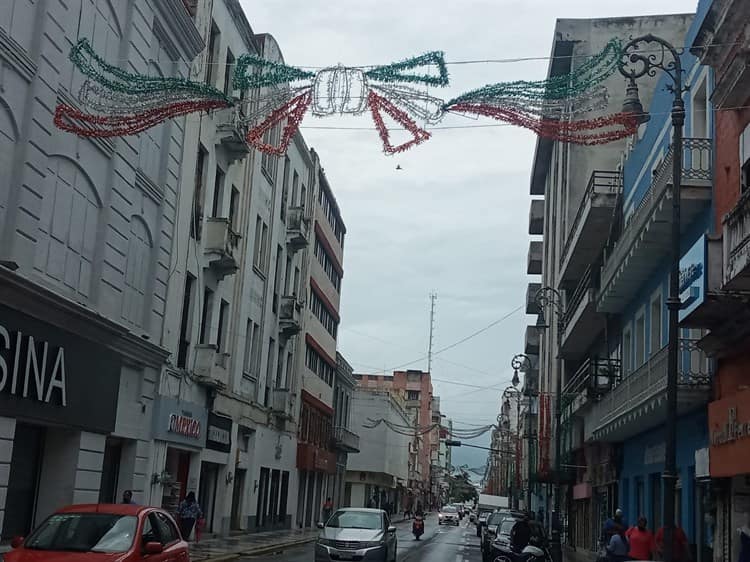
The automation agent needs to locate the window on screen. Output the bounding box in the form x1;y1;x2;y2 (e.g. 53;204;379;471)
318;184;345;247
216;299;229;352
314;236;342;292
305;344;334;385
285;351;293;391
177;274;195;368
265;338;276;406
212;167;225;217
300;183;307;211
276;346;284;388
622;327;632;375
407;390;420;401
741;124;750;194
691;74;708;139
206;22;220;86
253;216;269;273
273;245;283;310
281;158;291;222
310;287;339;339
291;171;299;206
244;321;261;378
153;512;180;545
223;48;235;97
123;217;152;328
229;187;239;230
243;319;253;373
284;257;292;295
293;267;300;297
191;145;207;239
261;127;279;181
635;311;646;367
200;287;214;344
650;291;662;356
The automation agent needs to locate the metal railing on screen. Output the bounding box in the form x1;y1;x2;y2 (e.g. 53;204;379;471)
560;170;621;267
563;357;621;398
601;139;712;284
594;338;711;429
725;189;750;280
562;264;600;328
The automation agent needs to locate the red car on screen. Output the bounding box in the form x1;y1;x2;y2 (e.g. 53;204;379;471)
5;504;190;562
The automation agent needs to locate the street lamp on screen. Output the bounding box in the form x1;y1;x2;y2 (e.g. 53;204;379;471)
500;384;522;509
535;286;565;562
617;35;686;562
511;353;534;512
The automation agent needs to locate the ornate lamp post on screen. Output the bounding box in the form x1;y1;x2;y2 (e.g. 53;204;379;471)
535;286;565;562
510;353;533;510
617;35;686;562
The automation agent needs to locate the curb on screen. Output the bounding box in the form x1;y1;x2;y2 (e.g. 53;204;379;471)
195;537;317;562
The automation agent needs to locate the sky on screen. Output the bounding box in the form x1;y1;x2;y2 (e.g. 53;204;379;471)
242;0;699;473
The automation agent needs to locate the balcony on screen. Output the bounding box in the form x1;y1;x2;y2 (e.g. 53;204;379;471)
562;358;620;420
193;344;229;389
333;426;360;453
287;207;310;252
271;388;293;419
203;218;240;279
529;199;544;235
216;107;251;163
525;325;540;355
588;339;711;442
560;265;605;358
527;241;543;275
297;441;336;474
598;139;713;313
723;190;750;291
526;282;541;315
279;295;302;339
559;170;620;283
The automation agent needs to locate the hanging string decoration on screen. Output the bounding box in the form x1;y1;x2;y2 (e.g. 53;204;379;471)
234;51;449;154
54;39;232;138
444;38;640;145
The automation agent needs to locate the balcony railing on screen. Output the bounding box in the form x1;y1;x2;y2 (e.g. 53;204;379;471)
563;265;599;327
560;170;621;268
216;106;251;163
563;358;620;418
193;344;229;389
724;189;750;289
333;426;360;453
599;139;712;312
279;295;302;339
287;207;310;252
203;218;240;279
591;339;711;441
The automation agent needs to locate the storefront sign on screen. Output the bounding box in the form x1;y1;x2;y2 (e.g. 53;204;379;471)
152;396;208;448
708;389;750;478
678;235;707;322
710;407;750;446
0;304;120;433
644;442;665;465
206;412;233;453
695;448;710;479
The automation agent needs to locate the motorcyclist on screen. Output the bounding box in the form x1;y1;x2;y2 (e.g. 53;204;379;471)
412;507;425;540
510;514;532;553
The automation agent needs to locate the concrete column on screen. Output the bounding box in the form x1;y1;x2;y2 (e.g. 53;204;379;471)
0;416;17;534
73;431;106;505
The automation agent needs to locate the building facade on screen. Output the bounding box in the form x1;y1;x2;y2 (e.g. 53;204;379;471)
345;389;410;512
0;0;204;539
331;353;360;510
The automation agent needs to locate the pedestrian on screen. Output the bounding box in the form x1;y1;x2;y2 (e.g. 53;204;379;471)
177;492;203;541
511;514;532;552
121;490;135;504
606;526;630;562
654;523;691;562
602;508;626;545
626;516;654;561
322;497;333;522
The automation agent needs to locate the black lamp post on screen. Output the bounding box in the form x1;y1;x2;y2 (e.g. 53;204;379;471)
535;286;565;562
501;384;522;508
511;353;533;509
617;35;686;562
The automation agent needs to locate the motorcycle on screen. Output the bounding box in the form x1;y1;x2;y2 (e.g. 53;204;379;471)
491;539;551;562
412;515;424;540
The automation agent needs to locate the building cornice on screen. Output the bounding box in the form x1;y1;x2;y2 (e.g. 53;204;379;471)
152;0;205;60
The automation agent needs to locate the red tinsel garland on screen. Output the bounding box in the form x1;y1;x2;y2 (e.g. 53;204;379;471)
367;90;431;154
54;99;230;138
246;89;312;156
447;102;639;145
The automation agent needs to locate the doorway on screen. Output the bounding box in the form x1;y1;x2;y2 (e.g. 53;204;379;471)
198;462;220;533
231;469;246;530
99;438;122;503
2;424;45;539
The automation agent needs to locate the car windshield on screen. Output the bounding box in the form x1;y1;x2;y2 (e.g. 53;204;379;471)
441;506;457;513
326;511;382;530
487;512;507;526
500;519;518;535
25;513;138;553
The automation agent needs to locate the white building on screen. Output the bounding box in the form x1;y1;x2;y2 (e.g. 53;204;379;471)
346;390;410;512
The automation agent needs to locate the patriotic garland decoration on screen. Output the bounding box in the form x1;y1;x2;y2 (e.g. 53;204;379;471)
53;38;641;152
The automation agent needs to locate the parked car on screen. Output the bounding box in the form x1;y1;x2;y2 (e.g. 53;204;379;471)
315;508;397;562
438;505;459;526
475;509;493;537
5;504;189;562
481;512;520;562
488;516;549;562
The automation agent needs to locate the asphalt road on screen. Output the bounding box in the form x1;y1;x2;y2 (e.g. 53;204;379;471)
239;514;483;562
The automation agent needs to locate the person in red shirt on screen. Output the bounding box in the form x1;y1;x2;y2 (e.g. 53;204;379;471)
626;516;654;560
654;524;691;562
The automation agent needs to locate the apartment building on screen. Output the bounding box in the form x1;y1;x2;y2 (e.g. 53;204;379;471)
0;0;203;539
525;13;694;546
331;353;361;510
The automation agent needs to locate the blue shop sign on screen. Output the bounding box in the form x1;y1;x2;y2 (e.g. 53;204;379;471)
679;235;707;322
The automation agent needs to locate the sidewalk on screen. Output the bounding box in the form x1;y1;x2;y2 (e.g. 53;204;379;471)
189;515;416;562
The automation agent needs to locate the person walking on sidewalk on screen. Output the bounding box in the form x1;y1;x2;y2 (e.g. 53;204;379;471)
626;516;654;560
177;492;203;541
605;526;630;562
322;497;333;523
654;523;691;562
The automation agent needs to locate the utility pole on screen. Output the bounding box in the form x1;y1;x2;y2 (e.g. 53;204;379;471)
427;292;437;373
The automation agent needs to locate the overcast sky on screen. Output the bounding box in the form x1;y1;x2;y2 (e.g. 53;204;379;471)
242;0;699;472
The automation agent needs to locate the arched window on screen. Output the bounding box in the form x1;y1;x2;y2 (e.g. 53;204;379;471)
0;99;19;215
122;216;153;328
36;156;101;299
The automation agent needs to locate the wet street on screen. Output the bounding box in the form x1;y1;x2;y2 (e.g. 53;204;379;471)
239;514;483;562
